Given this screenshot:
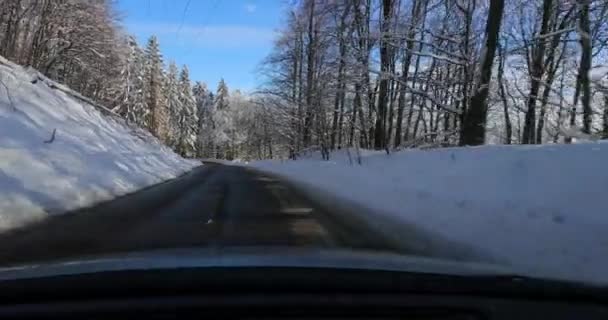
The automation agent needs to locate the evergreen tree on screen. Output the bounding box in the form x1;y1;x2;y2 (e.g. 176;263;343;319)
193;81;215;157
214;78;230;110
177;65;199;156
114;36;147;127
131;40;148;128
163;61;181;148
144;35;169;142
212;79;232;158
193;81;213;123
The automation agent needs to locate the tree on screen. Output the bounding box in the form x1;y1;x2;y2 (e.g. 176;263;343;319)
215;78;230;110
0;0;125;109
374;0;395;149
578;0;593;135
0;1;211;157
114;36;148;127
163;61;181;147
213;0;608;159
193;81;214;157
521;0;555;144
329;1;351;150
212;79;231;158
460;0;505;145
302;0;317;148
177;65;199;156
144;35;169;142
394;0;425;147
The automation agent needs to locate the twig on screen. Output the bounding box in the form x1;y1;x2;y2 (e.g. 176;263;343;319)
44;128;57;144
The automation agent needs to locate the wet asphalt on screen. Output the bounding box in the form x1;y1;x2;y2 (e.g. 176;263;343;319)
0;164;404;266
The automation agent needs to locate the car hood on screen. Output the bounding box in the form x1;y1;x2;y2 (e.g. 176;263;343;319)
0;247;519;281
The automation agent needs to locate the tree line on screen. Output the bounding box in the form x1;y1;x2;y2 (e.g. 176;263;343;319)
0;0;241;158
252;0;608;159
3;0;608;161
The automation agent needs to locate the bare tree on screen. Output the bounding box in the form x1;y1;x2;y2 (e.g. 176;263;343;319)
461;0;505;145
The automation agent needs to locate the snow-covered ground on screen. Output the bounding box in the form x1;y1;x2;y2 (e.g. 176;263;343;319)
0;56;198;232
252;144;608;284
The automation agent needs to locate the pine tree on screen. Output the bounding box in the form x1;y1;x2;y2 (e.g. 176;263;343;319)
115;36;147;127
215;78;230;110
163;61;181;148
144;35;169;142
193;81;214;157
177;65;199;156
213;79;231;158
193;81;212;123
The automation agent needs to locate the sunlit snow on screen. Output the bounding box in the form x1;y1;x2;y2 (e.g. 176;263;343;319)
253;145;608;284
0;57;198;231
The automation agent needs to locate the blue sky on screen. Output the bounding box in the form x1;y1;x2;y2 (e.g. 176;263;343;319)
116;0;285;92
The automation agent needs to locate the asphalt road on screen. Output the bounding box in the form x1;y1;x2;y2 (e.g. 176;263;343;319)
0;164;406;266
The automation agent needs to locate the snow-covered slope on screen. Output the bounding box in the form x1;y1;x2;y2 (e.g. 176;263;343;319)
252;144;608;284
0;56;198;231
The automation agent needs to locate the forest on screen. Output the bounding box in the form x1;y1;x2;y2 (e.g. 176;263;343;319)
1;0;608;160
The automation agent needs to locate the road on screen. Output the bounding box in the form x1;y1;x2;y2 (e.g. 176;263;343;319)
0;164;409;266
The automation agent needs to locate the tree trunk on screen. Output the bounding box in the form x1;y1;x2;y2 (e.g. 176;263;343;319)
296;27;304;152
535;57;560;144
565;76;582;144
553;70;567;143
374;0;393;149
578;0;592;134
457;0;474;146
404;36;425;142
394;0;423;147
387;80;397;147
302;0;316;147
536;10;572;143
350;88;360;146
290;25;300;154
412;61;436;141
330;5;349;149
461;0;504;145
522;0;553;144
337;91;346;147
497;43;512;144
536;75;552;143
353;0;371;148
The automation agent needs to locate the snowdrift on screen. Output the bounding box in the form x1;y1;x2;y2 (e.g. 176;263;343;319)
253;144;608;284
0;56;198;231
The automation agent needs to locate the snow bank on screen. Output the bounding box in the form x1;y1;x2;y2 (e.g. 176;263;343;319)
0;56;199;231
252;144;608;284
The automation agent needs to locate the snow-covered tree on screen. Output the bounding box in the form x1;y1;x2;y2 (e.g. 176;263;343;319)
215;78;230;110
193;81;215;157
144;35;169;142
163;61;181;147
177;65;199;156
114;36;148;127
212;79;232;158
0;0;125;108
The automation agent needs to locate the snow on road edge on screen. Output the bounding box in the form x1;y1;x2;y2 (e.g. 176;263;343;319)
252;144;608;284
0;56;199;231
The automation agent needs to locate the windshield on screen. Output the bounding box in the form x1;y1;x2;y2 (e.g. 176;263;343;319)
0;0;607;287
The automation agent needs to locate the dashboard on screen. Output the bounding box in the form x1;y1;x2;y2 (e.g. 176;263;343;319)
0;266;606;319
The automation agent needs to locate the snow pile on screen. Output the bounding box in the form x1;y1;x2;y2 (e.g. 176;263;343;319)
253;144;608;284
0;56;199;231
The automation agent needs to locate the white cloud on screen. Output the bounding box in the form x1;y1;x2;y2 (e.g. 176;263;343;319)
127;23;276;48
244;4;257;13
